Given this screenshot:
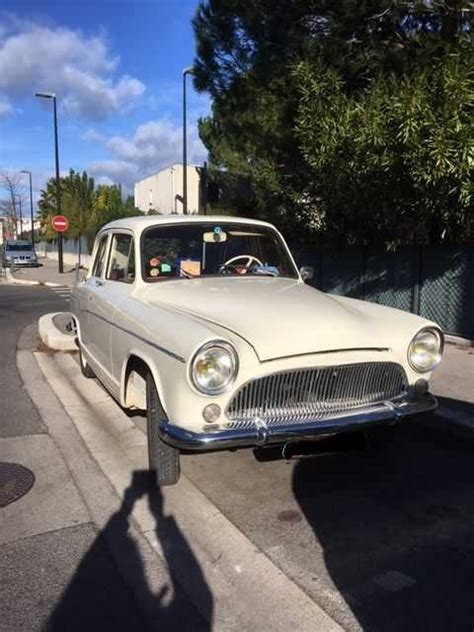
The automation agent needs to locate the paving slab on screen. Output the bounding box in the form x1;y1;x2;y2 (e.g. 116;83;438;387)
0;524;146;632
0;434;90;544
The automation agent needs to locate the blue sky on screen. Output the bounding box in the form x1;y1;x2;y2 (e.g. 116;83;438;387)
0;0;209;206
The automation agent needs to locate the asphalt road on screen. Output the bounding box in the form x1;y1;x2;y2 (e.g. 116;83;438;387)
0;284;64;437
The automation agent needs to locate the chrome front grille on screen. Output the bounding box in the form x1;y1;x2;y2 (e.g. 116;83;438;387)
226;362;407;428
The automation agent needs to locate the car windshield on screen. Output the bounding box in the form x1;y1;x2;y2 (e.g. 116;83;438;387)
141;222;298;282
6;242;33;251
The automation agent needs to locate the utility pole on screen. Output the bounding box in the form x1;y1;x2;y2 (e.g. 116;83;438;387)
182;67;193;215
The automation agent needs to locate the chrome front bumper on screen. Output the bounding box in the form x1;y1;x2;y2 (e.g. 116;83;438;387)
159;393;438;452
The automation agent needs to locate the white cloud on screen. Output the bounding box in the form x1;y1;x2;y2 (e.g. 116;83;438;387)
81;128;106;143
86;119;207;192
0;16;145;120
0;96;13;117
89;160;139;188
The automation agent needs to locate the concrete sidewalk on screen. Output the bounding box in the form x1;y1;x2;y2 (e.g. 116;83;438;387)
2;323;208;632
8;257;87;288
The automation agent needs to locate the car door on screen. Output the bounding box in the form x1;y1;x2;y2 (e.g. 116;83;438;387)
84;232;114;383
103;231;136;384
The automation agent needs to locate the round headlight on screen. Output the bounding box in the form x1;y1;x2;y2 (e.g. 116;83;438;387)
191;342;238;395
408;327;443;372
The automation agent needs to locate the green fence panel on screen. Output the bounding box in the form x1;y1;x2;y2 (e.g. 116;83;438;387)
420;246;474;337
363;246;414;312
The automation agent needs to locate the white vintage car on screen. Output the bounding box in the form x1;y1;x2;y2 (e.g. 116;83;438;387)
71;215;443;485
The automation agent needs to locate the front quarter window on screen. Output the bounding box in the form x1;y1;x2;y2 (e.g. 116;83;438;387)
91;234;109;278
107;233;135;283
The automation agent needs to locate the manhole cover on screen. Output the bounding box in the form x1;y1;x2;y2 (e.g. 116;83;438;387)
0;462;35;507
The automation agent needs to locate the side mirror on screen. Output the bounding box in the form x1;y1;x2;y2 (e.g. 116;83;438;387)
300;265;314;282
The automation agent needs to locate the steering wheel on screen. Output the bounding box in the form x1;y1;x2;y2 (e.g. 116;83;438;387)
219;254;263;275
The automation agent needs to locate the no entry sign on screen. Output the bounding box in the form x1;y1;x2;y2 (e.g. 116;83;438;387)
51;215;69;233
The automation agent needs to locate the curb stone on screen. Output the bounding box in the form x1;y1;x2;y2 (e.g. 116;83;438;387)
5;268;40;286
38;312;77;352
445;334;474;349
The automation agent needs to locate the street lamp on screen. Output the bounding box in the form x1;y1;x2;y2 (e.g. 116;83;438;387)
20;170;35;249
35;91;63;273
182;67;193;215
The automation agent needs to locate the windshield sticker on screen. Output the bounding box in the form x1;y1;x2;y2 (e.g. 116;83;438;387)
253;265;280;276
149;257;160;267
161;262;171;273
214;226;222;235
180;259;201;277
150;268;160;277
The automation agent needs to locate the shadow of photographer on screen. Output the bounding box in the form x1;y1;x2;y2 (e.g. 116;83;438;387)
46;470;213;631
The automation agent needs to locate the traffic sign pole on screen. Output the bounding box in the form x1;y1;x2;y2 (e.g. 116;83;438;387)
51;216;69;272
58;231;63;274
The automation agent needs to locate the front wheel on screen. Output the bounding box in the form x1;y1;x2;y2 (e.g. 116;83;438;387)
146;373;180;486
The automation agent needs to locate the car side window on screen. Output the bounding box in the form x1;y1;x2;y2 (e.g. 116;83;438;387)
107;234;135;283
92;235;109;278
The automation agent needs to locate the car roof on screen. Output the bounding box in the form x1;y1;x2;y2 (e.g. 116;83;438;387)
100;214;277;235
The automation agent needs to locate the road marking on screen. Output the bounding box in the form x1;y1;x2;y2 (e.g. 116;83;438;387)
50;286;71;293
34;351;343;632
48;286;71;300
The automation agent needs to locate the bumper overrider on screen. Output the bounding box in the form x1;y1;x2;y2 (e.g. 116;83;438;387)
159;392;437;452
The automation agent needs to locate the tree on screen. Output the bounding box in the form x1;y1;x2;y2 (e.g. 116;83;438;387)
37;170;142;250
37;170;95;241
193;0;473;244
0;171;26;238
294;48;473;244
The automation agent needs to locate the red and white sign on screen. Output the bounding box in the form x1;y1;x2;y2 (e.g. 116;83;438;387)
51;215;69;233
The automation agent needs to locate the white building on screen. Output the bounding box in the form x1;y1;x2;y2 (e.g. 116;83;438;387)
134;164;203;215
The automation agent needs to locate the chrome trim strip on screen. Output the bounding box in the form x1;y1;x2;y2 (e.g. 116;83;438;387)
82;308;185;363
261;347;391;363
159;394;437;452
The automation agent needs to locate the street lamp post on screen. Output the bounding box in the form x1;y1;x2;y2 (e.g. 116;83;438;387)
182;67;193;215
20;170;35;249
35;91;63;273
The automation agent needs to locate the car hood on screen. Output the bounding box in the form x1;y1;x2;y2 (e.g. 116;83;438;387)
141;277;425;362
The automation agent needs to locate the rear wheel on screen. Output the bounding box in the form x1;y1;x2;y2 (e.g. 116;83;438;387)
146;372;180;486
79;345;95;378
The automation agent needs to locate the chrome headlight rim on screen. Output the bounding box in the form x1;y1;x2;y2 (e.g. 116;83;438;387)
408;327;444;373
190;340;239;396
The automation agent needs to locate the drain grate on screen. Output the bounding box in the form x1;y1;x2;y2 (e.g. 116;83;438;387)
0;462;35;507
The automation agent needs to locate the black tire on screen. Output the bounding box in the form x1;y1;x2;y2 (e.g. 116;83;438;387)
146;372;180;486
79;345;95;378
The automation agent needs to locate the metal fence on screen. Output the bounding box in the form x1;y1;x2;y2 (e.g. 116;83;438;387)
293;244;474;339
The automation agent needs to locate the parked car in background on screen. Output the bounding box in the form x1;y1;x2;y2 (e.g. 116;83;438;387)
2;240;39;267
71;216;444;486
